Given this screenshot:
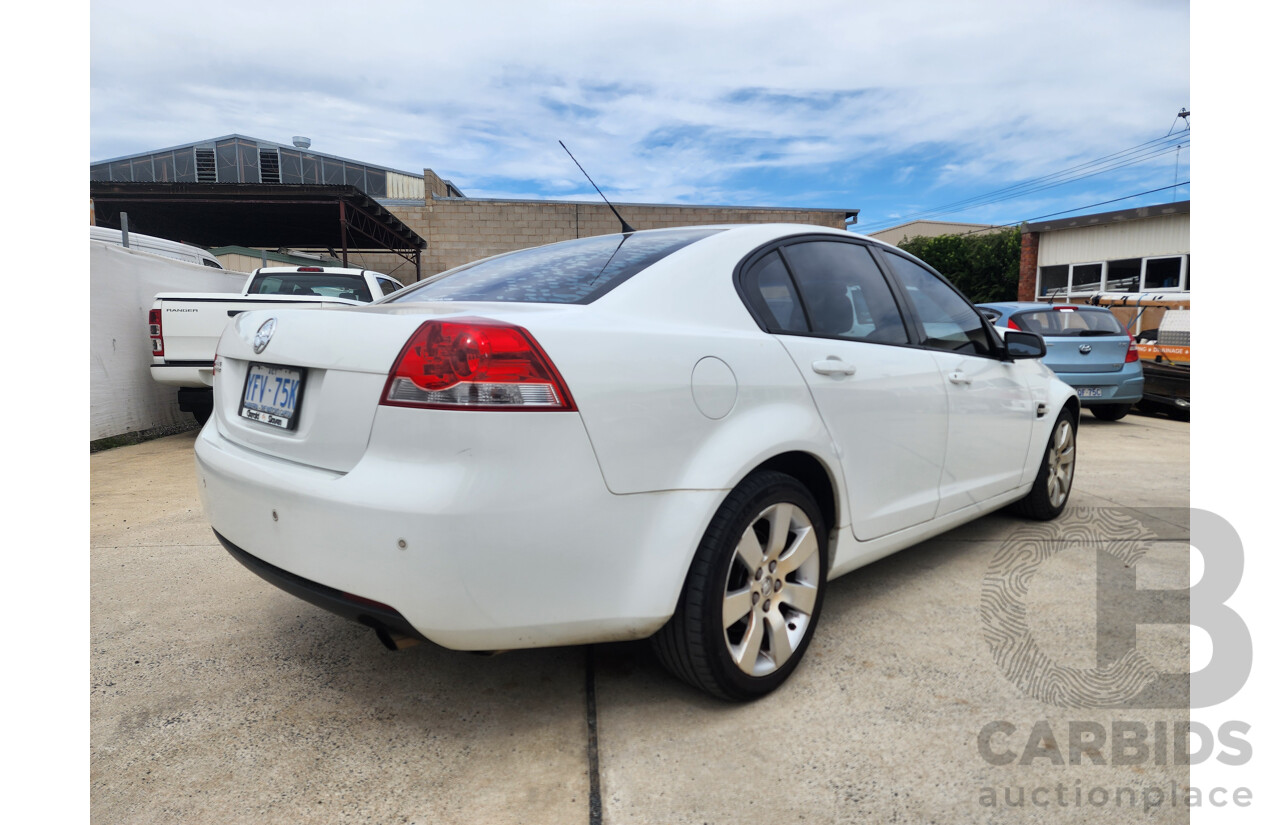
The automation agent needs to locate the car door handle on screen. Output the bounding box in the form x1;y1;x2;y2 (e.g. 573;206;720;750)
812;358;857;376
948;371;972;385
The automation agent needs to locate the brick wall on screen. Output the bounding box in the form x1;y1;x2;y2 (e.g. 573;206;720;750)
1018;231;1040;302
349;191;852;282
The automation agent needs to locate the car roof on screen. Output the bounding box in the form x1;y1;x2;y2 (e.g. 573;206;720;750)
979;301;1116;313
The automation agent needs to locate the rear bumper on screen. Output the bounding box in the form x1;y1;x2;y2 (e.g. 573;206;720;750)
1052;362;1145;406
216;531;429;644
195;412;723;651
150;362;215;388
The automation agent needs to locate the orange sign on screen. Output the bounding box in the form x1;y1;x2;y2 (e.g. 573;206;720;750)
1135;343;1190;364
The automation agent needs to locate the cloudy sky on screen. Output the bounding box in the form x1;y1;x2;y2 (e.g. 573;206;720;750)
90;1;1189;230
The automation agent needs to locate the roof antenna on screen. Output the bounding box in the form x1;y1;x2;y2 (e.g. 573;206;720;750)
559;140;636;234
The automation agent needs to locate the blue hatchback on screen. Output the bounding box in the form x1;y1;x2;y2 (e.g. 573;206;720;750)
978;302;1144;421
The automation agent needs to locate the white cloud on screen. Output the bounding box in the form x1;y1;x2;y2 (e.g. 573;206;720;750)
90;0;1189;217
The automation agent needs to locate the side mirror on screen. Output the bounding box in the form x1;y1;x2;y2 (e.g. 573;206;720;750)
1004;330;1046;360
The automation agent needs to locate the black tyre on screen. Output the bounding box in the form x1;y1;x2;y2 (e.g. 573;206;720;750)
653;471;828;701
192;406;212;426
1012;409;1076;521
1090;403;1130;421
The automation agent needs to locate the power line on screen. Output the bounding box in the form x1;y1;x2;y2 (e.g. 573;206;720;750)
885;181;1191;240
858;131;1190;231
1018;181;1189;224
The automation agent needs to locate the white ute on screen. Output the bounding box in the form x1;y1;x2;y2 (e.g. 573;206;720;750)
150;266;406;423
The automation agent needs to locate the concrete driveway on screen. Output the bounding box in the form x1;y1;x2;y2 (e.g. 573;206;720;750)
91;413;1189;824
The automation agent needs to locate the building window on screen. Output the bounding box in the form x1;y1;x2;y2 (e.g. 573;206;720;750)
1037;265;1068;298
1038;254;1188;298
1144;257;1183;291
1104;258;1141;292
1070;262;1103;294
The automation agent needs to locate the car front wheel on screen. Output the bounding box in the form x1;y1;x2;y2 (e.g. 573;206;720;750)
1013;410;1076;521
653;471;828;701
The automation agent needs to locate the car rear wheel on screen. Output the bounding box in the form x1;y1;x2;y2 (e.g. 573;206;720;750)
1090;403;1130;421
1013;410;1076;521
653;471;828;701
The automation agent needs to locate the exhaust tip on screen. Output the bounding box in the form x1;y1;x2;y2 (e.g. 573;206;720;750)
372;625;422;651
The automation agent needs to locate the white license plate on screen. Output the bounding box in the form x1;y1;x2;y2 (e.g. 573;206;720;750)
1077;387;1105;398
241;363;304;430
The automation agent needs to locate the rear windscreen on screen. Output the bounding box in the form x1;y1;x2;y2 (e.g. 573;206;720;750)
249;273;373;302
1012;308;1125;336
387;228;723;305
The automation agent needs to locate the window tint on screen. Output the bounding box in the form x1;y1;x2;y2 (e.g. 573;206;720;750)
376;277;403;297
782;241;908;345
882;254;994;356
389;228;722;305
741;251;808;333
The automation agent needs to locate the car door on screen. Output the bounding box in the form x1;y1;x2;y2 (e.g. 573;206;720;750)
876;251;1035;516
739;239;948;542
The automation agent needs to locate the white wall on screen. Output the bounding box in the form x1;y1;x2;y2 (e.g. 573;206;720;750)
90;241;247;441
1038;212;1191;266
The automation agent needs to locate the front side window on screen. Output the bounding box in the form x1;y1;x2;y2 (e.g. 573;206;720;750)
389;228;722;305
780;241;909;345
882;253;994;356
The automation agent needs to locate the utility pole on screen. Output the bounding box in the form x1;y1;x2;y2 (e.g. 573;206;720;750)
1171;108;1189;201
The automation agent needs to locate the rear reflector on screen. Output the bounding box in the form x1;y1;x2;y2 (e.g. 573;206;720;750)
381;318;576;411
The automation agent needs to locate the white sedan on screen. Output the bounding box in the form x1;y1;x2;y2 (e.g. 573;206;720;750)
195;224;1078;700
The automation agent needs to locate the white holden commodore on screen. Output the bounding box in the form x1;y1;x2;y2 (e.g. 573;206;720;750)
196;224;1078;700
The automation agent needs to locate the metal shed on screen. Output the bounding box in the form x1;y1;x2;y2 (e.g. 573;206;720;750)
89;182;428;280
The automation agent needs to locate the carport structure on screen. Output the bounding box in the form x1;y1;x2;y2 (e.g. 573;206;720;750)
89;181;427;280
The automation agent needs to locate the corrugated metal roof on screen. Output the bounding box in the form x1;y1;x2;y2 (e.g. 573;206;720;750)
90;133;461;192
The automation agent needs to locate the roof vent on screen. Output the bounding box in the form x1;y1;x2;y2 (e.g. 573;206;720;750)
292;136;311;149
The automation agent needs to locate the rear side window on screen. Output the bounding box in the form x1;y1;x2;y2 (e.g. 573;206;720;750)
1013;308;1125;336
389;228;723;305
781;241;909;345
740;251;808;333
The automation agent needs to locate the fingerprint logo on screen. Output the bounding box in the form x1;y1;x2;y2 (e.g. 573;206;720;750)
980;509;1164;708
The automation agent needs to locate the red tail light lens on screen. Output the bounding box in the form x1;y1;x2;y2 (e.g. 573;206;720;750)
381;318;576;411
1006;318;1021;331
148;309;164;356
1125;334;1140;363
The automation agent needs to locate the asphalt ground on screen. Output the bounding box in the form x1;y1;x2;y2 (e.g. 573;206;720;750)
91;411;1190;824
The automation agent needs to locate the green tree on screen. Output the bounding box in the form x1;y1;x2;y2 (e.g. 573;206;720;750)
897;227;1021;303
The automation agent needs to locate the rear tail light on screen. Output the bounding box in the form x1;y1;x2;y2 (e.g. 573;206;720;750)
1125;334;1139;363
381;318;576;411
1006;318;1021;331
148;309;164;356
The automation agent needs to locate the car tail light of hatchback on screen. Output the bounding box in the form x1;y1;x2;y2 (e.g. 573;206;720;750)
381;318;576;411
148;309;164;356
1005;318;1021;331
1125;334;1140;363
